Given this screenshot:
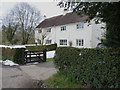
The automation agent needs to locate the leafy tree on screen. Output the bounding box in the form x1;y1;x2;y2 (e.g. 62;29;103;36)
2;9;19;45
2;24;18;45
58;1;120;47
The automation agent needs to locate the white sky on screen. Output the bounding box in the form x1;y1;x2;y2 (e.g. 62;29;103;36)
0;0;63;20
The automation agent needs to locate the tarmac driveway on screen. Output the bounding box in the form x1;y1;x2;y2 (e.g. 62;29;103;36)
1;61;57;88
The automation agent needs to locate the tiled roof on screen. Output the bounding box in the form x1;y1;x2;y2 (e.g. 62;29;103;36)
36;12;89;28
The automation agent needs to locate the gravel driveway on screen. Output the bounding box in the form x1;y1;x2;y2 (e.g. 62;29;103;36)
1;61;57;88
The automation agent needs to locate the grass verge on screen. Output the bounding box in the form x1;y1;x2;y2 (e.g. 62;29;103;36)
47;58;54;61
44;72;82;88
0;56;2;60
0;56;7;61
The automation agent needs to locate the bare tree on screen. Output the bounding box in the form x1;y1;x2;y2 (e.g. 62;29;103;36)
37;32;47;45
3;2;41;45
41;33;47;45
36;28;51;45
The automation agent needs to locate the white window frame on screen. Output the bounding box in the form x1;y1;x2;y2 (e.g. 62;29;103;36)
47;28;51;32
76;39;84;46
76;23;84;29
38;29;42;33
61;26;66;31
46;40;52;44
37;39;41;44
60;40;67;45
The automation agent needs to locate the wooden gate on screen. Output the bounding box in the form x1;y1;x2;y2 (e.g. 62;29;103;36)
24;49;46;63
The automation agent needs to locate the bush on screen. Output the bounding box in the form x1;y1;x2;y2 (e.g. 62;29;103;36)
13;48;25;64
1;47;15;61
54;47;120;88
26;44;57;51
1;47;25;64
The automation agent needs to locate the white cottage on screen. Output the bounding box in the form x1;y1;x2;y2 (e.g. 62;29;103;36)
35;12;105;48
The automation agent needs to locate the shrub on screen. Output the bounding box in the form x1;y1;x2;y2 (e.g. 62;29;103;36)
1;47;25;64
2;47;15;60
13;48;25;64
54;47;120;88
26;44;57;51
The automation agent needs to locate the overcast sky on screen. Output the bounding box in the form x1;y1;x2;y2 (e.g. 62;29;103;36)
0;0;63;20
0;0;65;27
1;0;120;18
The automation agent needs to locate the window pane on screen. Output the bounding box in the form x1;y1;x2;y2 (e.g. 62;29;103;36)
38;30;42;33
76;39;84;46
82;39;83;46
47;28;51;32
46;40;51;44
60;40;67;45
61;26;66;31
76;24;79;29
76;24;84;29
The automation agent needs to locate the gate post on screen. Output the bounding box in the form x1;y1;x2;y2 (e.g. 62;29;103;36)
43;49;46;62
24;50;27;64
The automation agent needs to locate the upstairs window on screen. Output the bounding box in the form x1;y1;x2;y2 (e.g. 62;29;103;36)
38;29;42;33
46;40;52;44
47;28;51;32
37;39;41;44
76;39;84;46
61;26;66;31
60;40;67;45
76;23;84;29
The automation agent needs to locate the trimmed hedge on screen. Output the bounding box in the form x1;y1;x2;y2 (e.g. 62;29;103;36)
13;48;25;64
54;47;120;88
1;47;25;64
26;44;57;51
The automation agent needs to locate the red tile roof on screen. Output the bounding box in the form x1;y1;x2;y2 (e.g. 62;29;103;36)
36;12;89;28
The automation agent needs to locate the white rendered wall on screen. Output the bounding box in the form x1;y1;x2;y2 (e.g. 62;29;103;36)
91;22;106;48
54;22;93;48
35;21;105;48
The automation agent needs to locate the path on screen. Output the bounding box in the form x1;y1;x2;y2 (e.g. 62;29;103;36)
2;61;57;88
20;61;57;80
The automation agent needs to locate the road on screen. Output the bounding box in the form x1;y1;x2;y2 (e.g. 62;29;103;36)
1;61;57;88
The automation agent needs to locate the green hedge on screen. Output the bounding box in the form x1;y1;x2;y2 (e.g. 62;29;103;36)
54;47;120;88
1;47;15;61
26;44;57;51
1;47;25;64
13;48;25;64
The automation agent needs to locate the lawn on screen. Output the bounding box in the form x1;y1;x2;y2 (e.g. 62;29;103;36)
44;72;82;88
